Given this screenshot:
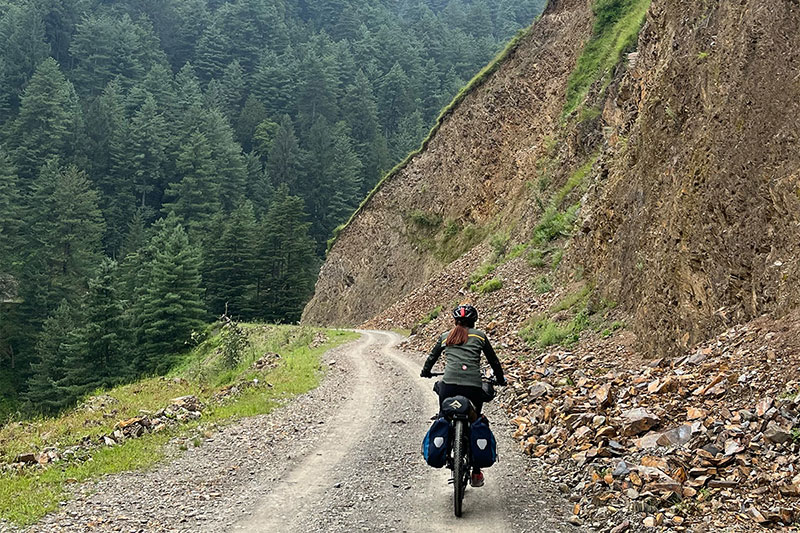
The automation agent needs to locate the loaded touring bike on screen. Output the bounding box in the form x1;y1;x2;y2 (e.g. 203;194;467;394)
424;372;501;517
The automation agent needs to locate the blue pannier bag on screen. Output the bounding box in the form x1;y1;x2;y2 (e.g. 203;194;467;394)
422;417;451;468
470;415;497;468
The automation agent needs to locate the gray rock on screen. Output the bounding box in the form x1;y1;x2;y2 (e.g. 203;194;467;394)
764;421;793;444
621;408;660;436
528;381;554;399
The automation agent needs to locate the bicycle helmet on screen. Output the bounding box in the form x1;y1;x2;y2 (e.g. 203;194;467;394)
452;304;478;322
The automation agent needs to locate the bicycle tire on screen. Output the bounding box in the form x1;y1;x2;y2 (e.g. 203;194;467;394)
453;420;466;517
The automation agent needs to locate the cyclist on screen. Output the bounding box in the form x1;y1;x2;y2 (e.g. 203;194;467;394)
420;304;506;487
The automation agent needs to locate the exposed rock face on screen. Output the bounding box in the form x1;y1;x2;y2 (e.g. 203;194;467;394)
576;0;800;355
305;0;800;361
302;0;595;326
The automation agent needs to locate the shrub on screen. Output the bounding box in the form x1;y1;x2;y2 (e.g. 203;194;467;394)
407;209;442;229
533;275;552;294
472;277;503;294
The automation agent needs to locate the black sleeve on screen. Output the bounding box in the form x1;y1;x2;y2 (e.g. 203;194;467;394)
422;337;444;373
483;337;504;381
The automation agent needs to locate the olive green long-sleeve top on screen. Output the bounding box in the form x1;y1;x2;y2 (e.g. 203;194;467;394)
422;328;504;388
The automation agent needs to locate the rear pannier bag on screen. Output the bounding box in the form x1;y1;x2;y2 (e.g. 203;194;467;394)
422;417;451;468
470;415;497;468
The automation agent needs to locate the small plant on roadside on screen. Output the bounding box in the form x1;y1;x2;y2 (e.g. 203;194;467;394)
489;232;510;258
407;209;442;229
219;314;250;369
601;321;625;338
551;249;564;270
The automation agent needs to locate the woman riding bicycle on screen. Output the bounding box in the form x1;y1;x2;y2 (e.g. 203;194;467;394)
420;304;506;488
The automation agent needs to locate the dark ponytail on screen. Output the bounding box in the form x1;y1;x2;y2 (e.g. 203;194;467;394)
445;318;474;346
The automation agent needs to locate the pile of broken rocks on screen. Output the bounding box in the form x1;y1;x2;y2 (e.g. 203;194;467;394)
7;394;205;473
500;320;800;531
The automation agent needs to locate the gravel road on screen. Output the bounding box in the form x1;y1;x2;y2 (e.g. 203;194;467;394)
19;331;572;533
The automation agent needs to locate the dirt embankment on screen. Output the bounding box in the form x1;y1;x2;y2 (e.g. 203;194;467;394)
302;0;595;326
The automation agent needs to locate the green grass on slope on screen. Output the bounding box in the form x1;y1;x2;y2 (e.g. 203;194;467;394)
564;0;651;115
0;325;358;527
327;25;536;255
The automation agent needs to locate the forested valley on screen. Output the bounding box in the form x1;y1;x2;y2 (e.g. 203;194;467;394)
0;0;545;417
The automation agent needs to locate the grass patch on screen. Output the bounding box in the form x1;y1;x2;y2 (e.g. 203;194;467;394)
552;285;593;313
552;155;598;208
532;275;553;294
434;222;489;264
407;209;443;229
520;284;617;349
328;25;537;254
413;305;443;331
532;205;580;246
467;262;497;288
521;311;590;349
472;278;503;294
564;0;651;115
601;321;626;338
0;325;358;527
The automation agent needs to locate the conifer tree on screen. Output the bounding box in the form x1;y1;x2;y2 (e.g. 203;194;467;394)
201;109;247;212
0;149;21;275
132;214;206;372
23;301;77;413
0;4;50;110
10;58;81;178
256;185;317;322
203;202;258;318
266;115;304;192
377;62;414;140
219;60;246;119
21;161;105;316
89;80;134;254
251;50;297;117
129;94;168;217
304;117;362;246
59;258;126;396
196;24;231;82
235;95;269;153
163;131;221;240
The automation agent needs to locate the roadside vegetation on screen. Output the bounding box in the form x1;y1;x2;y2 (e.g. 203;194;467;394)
0;324;357;527
519;284;620;349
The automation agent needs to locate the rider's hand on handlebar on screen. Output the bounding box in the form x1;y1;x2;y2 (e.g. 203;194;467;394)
420;369;433;378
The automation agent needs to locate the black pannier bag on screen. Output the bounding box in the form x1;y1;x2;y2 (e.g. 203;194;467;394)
422;417;451;468
470;415;497;468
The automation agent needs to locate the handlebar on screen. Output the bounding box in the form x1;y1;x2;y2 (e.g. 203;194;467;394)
422;371;505;385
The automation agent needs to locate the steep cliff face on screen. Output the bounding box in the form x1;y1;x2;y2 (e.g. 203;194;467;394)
576;0;800;354
302;0;595;326
304;0;800;358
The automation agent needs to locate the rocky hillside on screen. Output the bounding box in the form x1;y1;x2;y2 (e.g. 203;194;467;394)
303;0;800;529
302;0;596;326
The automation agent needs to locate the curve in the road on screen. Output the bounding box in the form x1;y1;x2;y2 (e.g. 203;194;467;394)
231;330;571;533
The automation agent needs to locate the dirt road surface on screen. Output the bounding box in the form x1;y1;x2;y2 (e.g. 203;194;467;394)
22;331;572;533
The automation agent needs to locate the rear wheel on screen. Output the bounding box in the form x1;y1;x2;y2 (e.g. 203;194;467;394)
453;420;466;517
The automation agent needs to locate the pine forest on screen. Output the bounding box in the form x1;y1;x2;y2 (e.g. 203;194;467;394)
0;0;545;416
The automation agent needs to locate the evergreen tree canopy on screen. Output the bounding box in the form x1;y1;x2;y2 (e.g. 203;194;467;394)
0;0;547;414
